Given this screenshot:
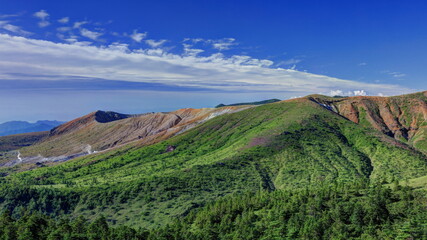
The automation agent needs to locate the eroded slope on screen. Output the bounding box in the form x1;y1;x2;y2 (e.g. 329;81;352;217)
17;107;246;160
308;91;427;153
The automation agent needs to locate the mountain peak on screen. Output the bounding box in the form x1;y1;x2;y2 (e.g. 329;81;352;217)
93;110;129;123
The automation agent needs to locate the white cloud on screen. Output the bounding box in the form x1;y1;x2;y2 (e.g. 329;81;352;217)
57;27;71;32
80;28;102;40
58;17;69;24
38;21;50;28
34;10;49;19
108;42;130;52
145;39;167;48
185;38;237;51
390;72;406;78
0;13;22;19
33;10;50;28
328;89;368;97
73;21;88;29
277;58;302;66
0;34;413;97
130;30;147;42
183;44;204;56
0;21;31;35
353;90;367;96
211;38;236;50
382;70;406;79
183;38;204;43
329;90;344;96
358;62;367;66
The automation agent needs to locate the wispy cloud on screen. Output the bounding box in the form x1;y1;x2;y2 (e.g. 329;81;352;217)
73;21;88;29
328;89;367;96
145;39;167;48
183;44;204;57
58;17;69;24
277;58;303;66
358;62;367;66
390;72;406;78
80;28;102;40
382;70;406;79
210;38;236;50
33;10;50;28
184;38;238;51
130;30;146;42
33;10;49;19
0;33;411;97
183;38;204;43
0;21;31;35
57;27;71;32
0;13;22;19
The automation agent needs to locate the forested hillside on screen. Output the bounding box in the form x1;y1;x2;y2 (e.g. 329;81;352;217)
0;93;425;239
0;183;425;239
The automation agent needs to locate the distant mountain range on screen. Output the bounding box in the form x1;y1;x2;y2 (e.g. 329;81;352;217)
215;98;281;108
0;120;64;136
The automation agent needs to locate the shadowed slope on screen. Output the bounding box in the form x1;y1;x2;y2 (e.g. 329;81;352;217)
0;132;49;166
0;131;48;152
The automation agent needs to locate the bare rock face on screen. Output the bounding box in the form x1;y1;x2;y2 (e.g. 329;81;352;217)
50;110;130;136
309;91;427;153
165;145;176;153
18;106;245;159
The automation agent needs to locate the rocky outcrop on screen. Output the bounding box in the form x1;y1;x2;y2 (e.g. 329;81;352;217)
309;91;427;152
50;110;130;136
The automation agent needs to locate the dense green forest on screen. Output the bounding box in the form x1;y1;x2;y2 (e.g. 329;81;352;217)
0;183;425;239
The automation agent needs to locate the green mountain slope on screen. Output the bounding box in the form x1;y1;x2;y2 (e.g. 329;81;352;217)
308;91;427;154
1;98;425;228
1;183;425;239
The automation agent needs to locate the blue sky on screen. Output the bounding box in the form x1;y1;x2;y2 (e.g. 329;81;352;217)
0;0;426;122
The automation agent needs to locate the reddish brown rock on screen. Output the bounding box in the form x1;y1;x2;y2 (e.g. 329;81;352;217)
308;91;427;152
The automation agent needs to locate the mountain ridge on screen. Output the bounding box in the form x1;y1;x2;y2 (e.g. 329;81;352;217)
13;106;249;162
0;93;424;229
215;98;281;108
0;120;63;137
307;91;427;153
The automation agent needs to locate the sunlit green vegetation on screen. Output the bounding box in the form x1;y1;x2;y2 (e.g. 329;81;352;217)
0;183;425;239
0;99;425;237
